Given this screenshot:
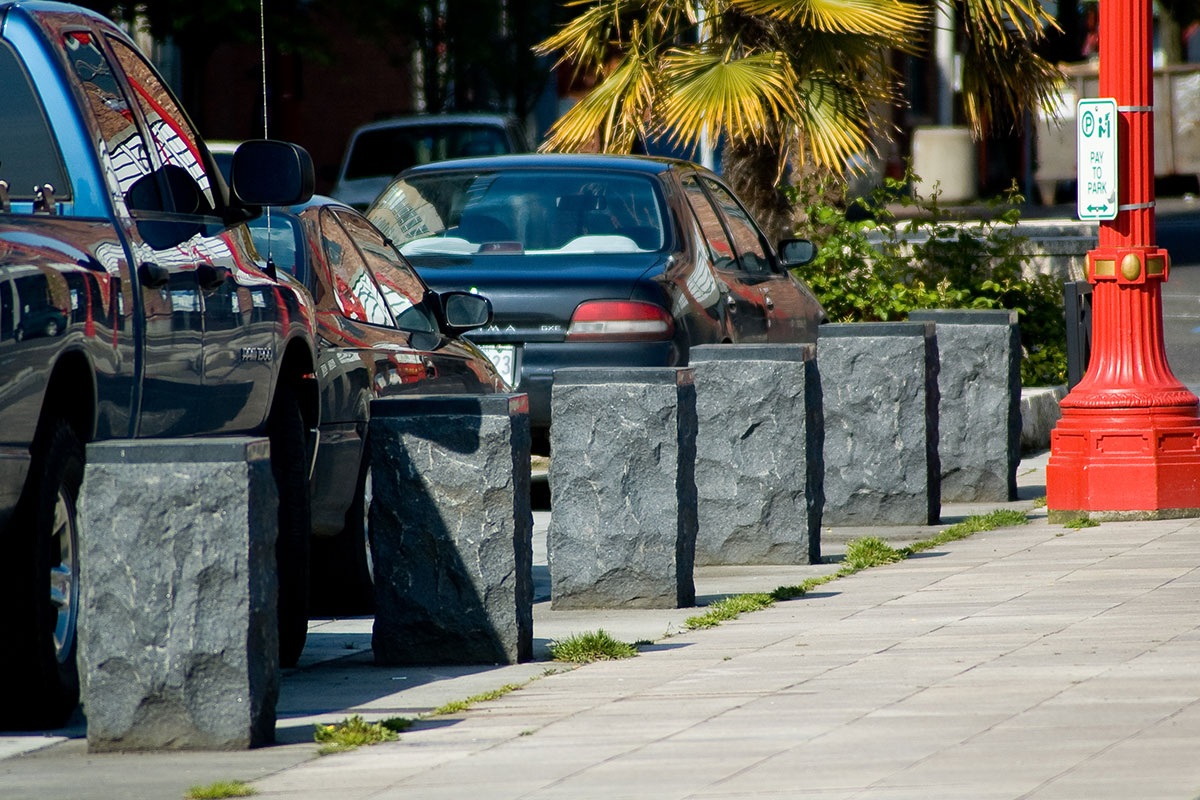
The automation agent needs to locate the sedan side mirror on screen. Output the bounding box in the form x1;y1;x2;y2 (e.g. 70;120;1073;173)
441;291;493;334
230;140;315;207
778;238;817;268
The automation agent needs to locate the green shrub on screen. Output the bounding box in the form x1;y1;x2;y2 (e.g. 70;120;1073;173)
787;170;1067;386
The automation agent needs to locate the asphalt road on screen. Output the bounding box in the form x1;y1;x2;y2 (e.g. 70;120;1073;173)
1155;204;1200;390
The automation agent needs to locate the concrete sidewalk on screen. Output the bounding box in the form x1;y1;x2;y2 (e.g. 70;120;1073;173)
5;452;1200;799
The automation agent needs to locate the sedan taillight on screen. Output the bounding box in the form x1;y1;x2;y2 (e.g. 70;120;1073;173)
566;300;675;342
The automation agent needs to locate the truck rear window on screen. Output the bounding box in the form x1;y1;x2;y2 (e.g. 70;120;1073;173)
0;40;70;202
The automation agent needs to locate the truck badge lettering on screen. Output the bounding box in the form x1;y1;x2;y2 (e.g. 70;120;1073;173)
240;346;273;362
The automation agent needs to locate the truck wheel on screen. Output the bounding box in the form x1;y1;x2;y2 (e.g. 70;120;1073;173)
1;421;83;729
269;384;311;668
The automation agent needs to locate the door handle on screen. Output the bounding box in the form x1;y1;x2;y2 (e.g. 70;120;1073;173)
197;264;230;291
764;294;774;310
137;262;169;290
422;357;437;378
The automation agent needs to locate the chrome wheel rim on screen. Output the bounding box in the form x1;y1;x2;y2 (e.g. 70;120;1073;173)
49;486;79;663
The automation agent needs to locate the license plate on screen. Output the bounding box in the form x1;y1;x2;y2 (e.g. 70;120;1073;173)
476;344;518;388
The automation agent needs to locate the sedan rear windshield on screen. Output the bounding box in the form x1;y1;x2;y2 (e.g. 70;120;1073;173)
368;170;666;256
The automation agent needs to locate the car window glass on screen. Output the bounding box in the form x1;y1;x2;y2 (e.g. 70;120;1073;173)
681;175;736;270
61;30;160;211
333;209;436;334
319;209;394;327
246;213;303;279
702;177;773;273
0;41;71;201
371;170;665;256
107;38;216;216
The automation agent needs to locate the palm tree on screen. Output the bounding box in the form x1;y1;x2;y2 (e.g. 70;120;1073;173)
535;0;1062;238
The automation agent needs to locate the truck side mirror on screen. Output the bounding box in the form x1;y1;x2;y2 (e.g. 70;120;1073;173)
230;140;315;207
778;238;817;268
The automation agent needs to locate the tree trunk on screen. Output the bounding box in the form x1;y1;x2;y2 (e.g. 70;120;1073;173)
721;138;847;242
720;139;794;242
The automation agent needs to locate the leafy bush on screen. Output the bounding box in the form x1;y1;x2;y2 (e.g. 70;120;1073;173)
787;171;1067;386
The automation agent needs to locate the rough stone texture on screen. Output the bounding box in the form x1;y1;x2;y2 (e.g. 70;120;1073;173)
369;395;533;665
909;310;1021;502
1021;385;1066;453
548;368;697;609
818;323;940;525
690;344;823;565
77;438;278;752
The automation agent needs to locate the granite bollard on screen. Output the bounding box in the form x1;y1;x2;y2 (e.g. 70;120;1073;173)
78;438;278;751
818;322;940;525
909;309;1021;501
549;367;697;609
369;394;533;665
690;344;823;565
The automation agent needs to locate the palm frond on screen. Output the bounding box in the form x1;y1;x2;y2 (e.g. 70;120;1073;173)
540;45;657;153
535;1;625;71
793;74;875;169
729;0;927;35
658;47;798;148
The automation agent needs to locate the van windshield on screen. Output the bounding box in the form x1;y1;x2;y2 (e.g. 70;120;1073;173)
368;170;667;256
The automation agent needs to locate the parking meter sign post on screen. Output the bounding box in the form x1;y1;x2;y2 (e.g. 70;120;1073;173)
1077;98;1118;221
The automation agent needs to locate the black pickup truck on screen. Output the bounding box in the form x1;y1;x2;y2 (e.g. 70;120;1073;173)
0;1;320;728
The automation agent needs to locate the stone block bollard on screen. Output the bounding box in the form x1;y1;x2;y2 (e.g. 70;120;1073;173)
909;309;1021;502
78;438;278;751
369;394;533;665
548;367;697;609
690;344;823;565
818;322;940;525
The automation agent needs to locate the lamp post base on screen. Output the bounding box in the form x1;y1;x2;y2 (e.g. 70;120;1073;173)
1047;404;1200;520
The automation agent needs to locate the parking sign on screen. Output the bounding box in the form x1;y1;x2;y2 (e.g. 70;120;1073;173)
1077;98;1118;220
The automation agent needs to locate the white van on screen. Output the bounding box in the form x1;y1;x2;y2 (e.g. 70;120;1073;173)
331;113;530;209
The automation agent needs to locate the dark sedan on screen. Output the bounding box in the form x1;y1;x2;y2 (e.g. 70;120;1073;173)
366;153;825;449
245;198;506;612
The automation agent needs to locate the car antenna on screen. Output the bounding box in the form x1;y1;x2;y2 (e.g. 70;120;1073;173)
258;0;277;278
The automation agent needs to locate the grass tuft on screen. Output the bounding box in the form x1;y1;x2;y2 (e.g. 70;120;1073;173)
1061;516;1099;529
903;509;1028;556
840;536;904;572
685;592;775;629
549;629;639;663
430;683;526;716
770;573;838;601
313;714;411;755
184;781;257;799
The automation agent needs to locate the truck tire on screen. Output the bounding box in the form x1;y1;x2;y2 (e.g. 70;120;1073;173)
269;383;311;668
1;421;83;729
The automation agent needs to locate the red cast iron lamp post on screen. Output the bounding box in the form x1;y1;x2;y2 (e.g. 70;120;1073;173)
1046;0;1200;519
